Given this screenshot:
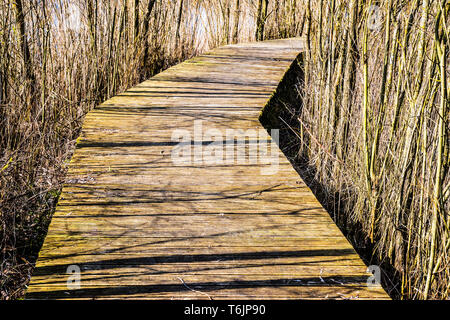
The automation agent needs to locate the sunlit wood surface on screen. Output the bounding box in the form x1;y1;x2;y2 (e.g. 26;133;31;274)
26;38;389;299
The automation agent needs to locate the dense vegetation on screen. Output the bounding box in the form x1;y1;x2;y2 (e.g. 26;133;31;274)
0;0;448;300
299;0;449;299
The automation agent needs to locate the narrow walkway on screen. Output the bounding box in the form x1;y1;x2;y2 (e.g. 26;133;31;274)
27;38;388;299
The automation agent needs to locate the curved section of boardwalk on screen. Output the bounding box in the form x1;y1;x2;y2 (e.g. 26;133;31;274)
26;38;388;299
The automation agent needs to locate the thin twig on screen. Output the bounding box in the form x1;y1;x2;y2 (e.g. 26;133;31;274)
177;277;213;300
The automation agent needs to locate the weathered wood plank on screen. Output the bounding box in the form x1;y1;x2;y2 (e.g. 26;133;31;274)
26;38;389;300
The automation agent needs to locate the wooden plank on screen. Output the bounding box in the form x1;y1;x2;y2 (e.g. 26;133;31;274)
26;38;389;300
26;286;389;300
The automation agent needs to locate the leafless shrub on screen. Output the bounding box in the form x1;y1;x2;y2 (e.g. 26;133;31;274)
299;0;449;299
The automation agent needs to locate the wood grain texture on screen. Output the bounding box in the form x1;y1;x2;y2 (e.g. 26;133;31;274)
26;38;389;300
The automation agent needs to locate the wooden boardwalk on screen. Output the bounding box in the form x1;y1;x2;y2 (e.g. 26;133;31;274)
26;38;389;299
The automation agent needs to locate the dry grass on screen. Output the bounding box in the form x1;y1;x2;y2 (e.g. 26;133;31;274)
295;0;449;299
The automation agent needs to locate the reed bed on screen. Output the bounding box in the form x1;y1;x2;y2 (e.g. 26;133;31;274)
295;0;449;299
